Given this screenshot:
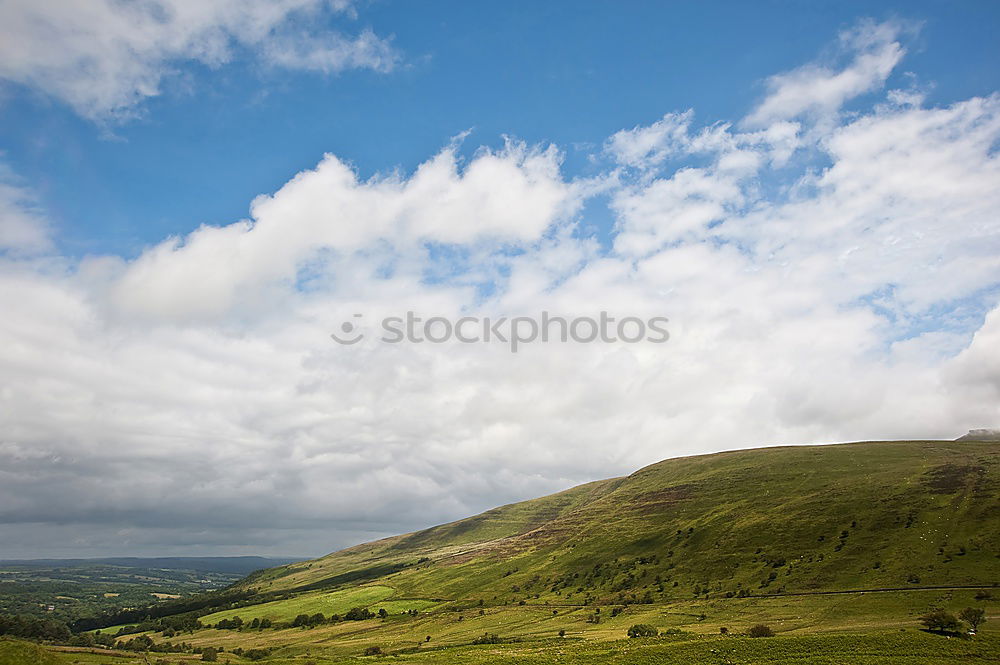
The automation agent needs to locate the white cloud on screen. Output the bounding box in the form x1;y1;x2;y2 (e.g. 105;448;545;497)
605;111;695;168
0;164;51;253
0;0;397;121
744;19;911;128
108;141;577;322
1;19;998;556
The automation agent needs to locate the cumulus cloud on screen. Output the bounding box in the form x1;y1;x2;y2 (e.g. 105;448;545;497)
108;141;577;322
0;0;397;120
1;19;998;557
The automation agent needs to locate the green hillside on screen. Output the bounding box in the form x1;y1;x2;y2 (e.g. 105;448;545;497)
0;638;61;665
64;440;1000;663
248;440;1000;602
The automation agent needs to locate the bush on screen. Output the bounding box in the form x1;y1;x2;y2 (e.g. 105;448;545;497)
747;624;775;638
201;647;218;662
362;646;382;656
472;633;502;644
627;624;658;638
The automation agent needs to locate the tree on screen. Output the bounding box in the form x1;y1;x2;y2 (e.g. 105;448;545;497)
201;647;218;662
959;607;986;633
344;607;374;621
747;624;774;638
919;609;961;633
627;624;658;638
377;608;388;619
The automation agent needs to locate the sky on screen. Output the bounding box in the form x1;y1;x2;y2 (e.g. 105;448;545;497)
0;1;998;558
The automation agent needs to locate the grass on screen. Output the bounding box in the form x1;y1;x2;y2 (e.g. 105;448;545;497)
0;638;61;665
199;586;396;624
27;631;1000;665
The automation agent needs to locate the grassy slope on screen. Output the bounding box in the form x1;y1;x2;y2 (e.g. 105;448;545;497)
253;440;1000;602
79;440;1000;662
0;638;61;665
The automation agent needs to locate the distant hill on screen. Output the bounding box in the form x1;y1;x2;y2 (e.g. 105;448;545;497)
0;557;304;575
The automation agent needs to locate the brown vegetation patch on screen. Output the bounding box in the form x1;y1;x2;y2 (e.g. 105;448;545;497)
631;484;696;513
923;464;985;494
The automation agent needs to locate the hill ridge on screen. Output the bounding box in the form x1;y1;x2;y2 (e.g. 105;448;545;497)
237;439;998;605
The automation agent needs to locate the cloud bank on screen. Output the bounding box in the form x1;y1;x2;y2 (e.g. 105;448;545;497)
0;0;396;120
1;20;998;557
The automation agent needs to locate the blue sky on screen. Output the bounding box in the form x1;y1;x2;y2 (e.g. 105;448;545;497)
1;2;999;557
3;1;999;257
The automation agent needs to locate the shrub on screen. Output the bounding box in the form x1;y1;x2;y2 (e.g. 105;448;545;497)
201;647;218;662
472;633;502;644
362;646;382;656
747;624;775;638
627;624;658;638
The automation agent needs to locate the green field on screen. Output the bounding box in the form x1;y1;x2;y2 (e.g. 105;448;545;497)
198;586;436;624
